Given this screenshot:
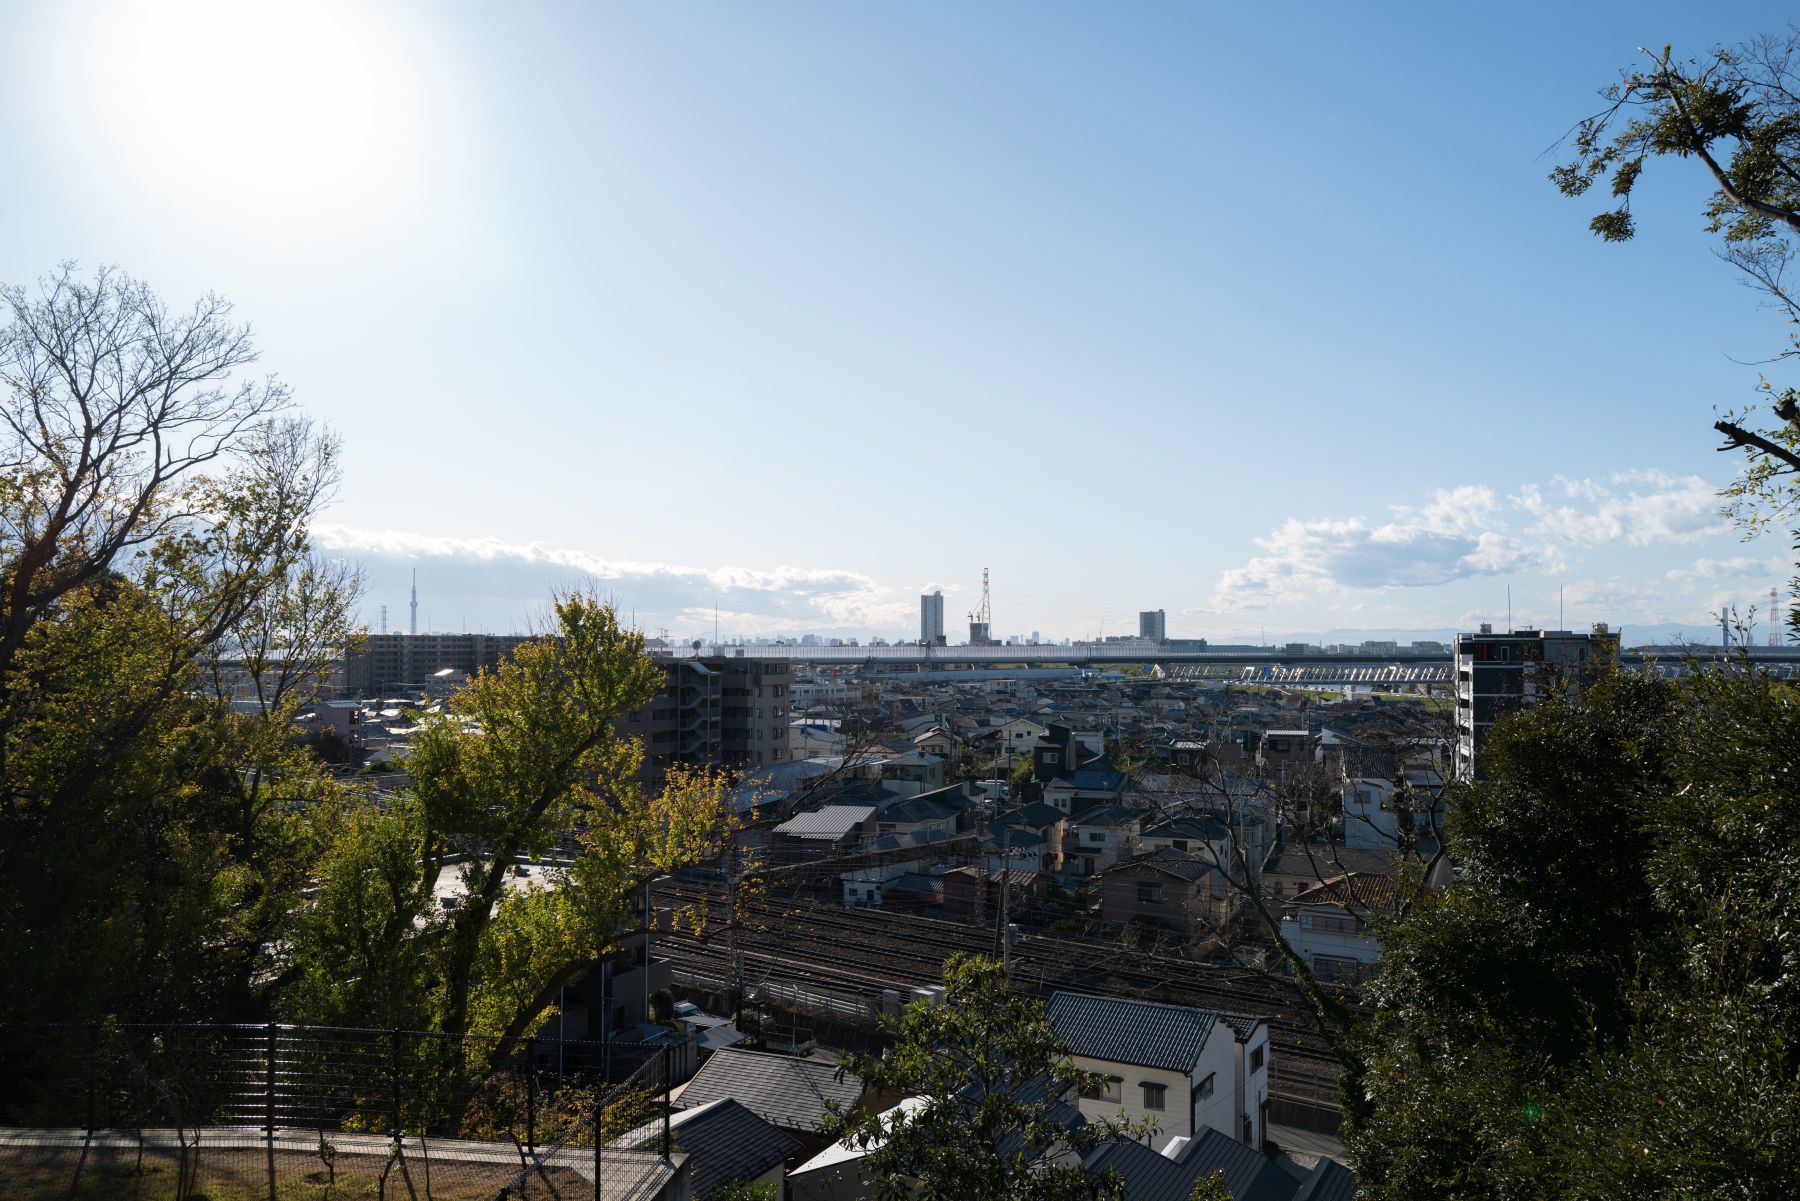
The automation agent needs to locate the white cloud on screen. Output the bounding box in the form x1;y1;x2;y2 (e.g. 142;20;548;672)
1666;553;1790;585
312;524;914;635
1517;471;1726;547
1213;470;1738;613
1212;513;1547;611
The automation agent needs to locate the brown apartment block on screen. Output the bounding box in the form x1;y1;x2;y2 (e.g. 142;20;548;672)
342;636;790;792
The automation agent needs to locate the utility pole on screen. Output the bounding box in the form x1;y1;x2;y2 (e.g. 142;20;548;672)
995;826;1012;976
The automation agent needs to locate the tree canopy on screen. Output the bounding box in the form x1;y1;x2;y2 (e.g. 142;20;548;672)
0;267;738;1094
1344;668;1800;1197
1554;33;1800;589
822;953;1131;1201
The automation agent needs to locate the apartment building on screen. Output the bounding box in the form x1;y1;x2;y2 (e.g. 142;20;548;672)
624;655;792;790
1452;624;1618;780
339;631;541;695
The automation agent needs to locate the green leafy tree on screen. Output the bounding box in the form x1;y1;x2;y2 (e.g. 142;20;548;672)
284;595;738;1076
0;266;351;1024
822;953;1132;1201
1345;668;1800;1198
1554;32;1800;639
712;1183;779;1201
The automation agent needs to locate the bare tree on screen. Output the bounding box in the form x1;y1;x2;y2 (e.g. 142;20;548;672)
0;263;290;681
1129;698;1455;1049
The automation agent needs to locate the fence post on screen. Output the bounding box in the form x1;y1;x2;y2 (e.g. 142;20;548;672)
661;1049;670;1159
525;1036;536;1154
265;1023;278;1201
85;1022;98;1135
593;1088;602;1201
265;1023;278;1135
390;1029;403;1139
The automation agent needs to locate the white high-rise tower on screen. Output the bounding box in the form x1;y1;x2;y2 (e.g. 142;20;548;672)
921;591;945;645
410;569;418;636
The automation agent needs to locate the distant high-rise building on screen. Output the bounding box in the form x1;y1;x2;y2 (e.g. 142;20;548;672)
1453;624;1618;781
1139;609;1167;643
921;591;946;645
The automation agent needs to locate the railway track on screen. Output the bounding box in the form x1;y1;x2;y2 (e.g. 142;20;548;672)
650;880;1346;1080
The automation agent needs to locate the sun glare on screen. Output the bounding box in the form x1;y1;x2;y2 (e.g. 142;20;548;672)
75;0;438;243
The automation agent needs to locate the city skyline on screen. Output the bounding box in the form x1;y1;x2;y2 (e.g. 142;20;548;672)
2;1;1792;645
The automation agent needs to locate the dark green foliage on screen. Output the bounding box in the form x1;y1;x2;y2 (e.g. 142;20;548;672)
1553;34;1800;541
1347;670;1800;1198
822;954;1128;1201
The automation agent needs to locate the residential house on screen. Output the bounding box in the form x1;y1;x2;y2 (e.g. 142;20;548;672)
980;716;1050;756
1095;850;1232;940
770;805;875;862
872;791;964;839
1048;991;1271;1151
1139;810;1269;882
1339;743;1447;852
876;750;947;797
1083;1126;1351;1201
1279;871;1401;982
1261;844;1401;909
986;802;1067;874
1042;766;1128;816
1061;804;1143;878
941;864;1046;924
841;860;923;909
674;1047;867;1157
1258;729;1317;775
616;1098;802;1201
912;726;957;759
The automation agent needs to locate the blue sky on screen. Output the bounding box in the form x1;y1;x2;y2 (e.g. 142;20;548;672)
3;1;1794;644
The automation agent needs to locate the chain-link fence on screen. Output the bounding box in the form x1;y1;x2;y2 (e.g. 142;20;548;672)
0;1022;681;1201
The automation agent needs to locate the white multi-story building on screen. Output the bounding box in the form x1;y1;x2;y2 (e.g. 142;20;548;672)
920;591;946;645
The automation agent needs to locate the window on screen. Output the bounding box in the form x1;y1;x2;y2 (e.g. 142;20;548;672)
1141;1083;1166;1111
1171;839;1188;851
1136;881;1162;905
1250;1046;1264;1072
1079;1075;1123;1103
1194;1073;1215;1101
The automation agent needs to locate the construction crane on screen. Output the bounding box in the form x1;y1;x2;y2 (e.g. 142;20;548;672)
968;567;992;646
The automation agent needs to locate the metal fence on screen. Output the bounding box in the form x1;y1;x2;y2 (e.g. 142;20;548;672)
0;1022;680;1201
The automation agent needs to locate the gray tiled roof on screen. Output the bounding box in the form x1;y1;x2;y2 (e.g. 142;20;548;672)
1085;1128;1297;1201
1292;1158;1357;1201
1048;992;1218;1072
1100;848;1214;884
674;1048;863;1133
1214;1012;1264;1042
619;1098;802;1200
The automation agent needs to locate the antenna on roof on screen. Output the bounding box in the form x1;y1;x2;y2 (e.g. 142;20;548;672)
1507;585;1512;634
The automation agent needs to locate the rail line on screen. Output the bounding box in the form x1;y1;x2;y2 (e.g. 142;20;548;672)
651;881;1346;1086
